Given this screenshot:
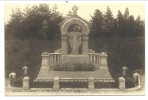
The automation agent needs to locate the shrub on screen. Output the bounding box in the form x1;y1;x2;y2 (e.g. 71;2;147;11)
53;62;95;71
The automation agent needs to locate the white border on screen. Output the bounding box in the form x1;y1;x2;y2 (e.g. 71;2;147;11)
0;0;148;100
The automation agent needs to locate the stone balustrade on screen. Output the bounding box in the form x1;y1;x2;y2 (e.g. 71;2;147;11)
49;53;61;64
88;53;100;64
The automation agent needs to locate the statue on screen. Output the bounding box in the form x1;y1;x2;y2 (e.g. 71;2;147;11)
68;26;82;54
42;20;48;40
42;20;48;30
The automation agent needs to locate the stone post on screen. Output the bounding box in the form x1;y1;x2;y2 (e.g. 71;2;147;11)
61;36;68;54
82;36;88;55
53;77;60;90
99;52;108;67
88;77;95;90
23;76;30;89
118;77;126;90
133;72;140;87
41;52;49;67
40;52;49;73
122;66;128;77
8;72;16;88
23;66;28;76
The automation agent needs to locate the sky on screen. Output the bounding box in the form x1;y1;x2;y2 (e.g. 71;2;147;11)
5;3;145;23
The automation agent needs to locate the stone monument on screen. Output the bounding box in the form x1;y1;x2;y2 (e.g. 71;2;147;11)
36;5;113;81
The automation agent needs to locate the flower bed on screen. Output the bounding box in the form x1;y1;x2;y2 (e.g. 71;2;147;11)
53;62;95;71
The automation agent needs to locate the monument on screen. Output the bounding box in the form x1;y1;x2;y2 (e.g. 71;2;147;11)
36;5;114;82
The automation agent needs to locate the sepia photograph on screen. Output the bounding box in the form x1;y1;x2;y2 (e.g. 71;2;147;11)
4;2;145;96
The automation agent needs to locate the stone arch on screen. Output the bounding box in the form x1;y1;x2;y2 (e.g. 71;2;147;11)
61;18;89;36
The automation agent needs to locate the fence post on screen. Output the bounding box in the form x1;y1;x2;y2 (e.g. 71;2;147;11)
88;77;95;90
8;72;16;88
118;77;126;90
133;72;140;87
23;76;30;89
53;77;60;90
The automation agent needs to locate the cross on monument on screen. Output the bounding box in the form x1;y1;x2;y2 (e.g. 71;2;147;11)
72;5;78;15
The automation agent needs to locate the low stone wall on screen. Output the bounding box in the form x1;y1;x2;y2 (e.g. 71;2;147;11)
37;70;113;79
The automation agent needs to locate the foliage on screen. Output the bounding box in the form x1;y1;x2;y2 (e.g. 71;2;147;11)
5;5;145;82
90;7;145;38
89;6;145;80
53;62;95;71
5;4;63;40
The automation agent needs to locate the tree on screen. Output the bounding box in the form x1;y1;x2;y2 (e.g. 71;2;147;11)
5;4;63;40
104;6;114;33
117;10;125;37
89;9;103;38
135;16;145;37
5;4;64;78
102;6;116;38
117;10;124;29
124;8;129;21
89;7;145;80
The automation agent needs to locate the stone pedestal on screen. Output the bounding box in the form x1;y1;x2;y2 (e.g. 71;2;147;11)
41;52;49;67
53;77;60;90
118;77;126;90
61;55;89;63
99;52;108;67
39;52;49;76
23;76;30;89
88;77;95;90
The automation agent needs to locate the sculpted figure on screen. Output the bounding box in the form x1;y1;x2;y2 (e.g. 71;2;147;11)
42;20;48;39
43;20;48;30
68;27;82;54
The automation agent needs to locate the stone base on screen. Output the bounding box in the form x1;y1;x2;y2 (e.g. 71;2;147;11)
119;87;125;90
36;54;113;81
36;69;113;80
61;55;89;63
37;67;49;78
53;86;59;90
88;86;94;90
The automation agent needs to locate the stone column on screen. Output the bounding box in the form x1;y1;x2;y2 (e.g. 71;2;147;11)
23;76;30;89
93;54;96;64
82;36;88;55
61;36;68;54
89;54;92;63
118;77;126;90
57;54;59;62
53;77;60;90
97;54;100;64
99;52;108;67
88;77;95;90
